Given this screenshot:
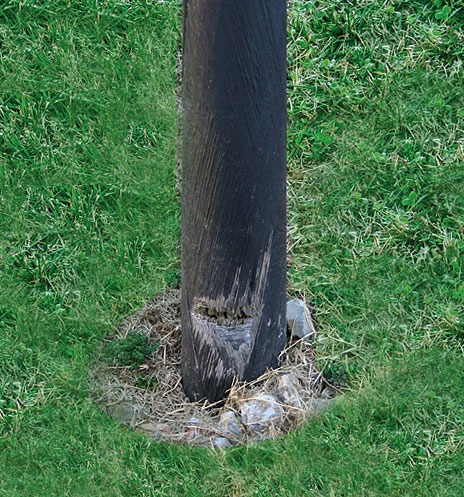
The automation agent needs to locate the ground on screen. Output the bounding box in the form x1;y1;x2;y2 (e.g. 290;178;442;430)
92;288;334;448
1;1;463;496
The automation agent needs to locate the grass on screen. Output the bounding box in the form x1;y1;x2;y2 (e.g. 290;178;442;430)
0;0;463;495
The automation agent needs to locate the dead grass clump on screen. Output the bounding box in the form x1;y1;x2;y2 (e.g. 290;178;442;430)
91;288;336;448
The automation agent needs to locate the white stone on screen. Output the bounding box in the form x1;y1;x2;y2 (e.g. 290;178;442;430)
286;299;317;341
240;394;285;432
277;373;303;408
218;411;243;440
212;437;232;449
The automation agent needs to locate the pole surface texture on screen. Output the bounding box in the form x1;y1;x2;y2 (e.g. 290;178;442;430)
181;0;287;402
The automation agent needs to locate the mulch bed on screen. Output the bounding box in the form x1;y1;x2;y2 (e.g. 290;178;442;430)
90;288;338;448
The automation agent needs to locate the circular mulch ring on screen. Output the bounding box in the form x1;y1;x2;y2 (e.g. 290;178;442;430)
90;288;338;448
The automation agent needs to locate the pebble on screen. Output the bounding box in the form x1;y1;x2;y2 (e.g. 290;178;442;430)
240;394;285;432
286;299;317;341
277;373;302;408
212;437;232;449
218;411;243;440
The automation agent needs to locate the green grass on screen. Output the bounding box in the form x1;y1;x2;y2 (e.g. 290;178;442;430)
1;0;463;495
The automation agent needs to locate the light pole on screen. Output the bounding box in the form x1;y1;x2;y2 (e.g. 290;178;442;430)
181;0;287;402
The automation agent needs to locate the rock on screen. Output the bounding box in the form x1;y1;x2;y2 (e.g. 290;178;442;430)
218;411;243;440
240;394;285;432
212;437;232;449
286;299;317;341
277;373;302;408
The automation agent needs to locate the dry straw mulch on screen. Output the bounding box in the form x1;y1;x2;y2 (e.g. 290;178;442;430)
90;288;337;448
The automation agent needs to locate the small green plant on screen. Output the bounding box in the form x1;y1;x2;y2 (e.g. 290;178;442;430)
105;332;159;369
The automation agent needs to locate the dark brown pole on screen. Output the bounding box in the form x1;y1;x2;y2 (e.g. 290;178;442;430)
181;0;287;402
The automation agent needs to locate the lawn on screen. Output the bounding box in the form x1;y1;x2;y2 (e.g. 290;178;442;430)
1;0;463;496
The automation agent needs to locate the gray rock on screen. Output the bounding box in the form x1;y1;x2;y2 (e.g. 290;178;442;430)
277;373;302;408
212;437;232;449
286;299;317;341
218;411;243;440
240;394;285;432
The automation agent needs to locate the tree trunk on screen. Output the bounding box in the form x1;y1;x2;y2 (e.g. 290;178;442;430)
181;0;287;402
